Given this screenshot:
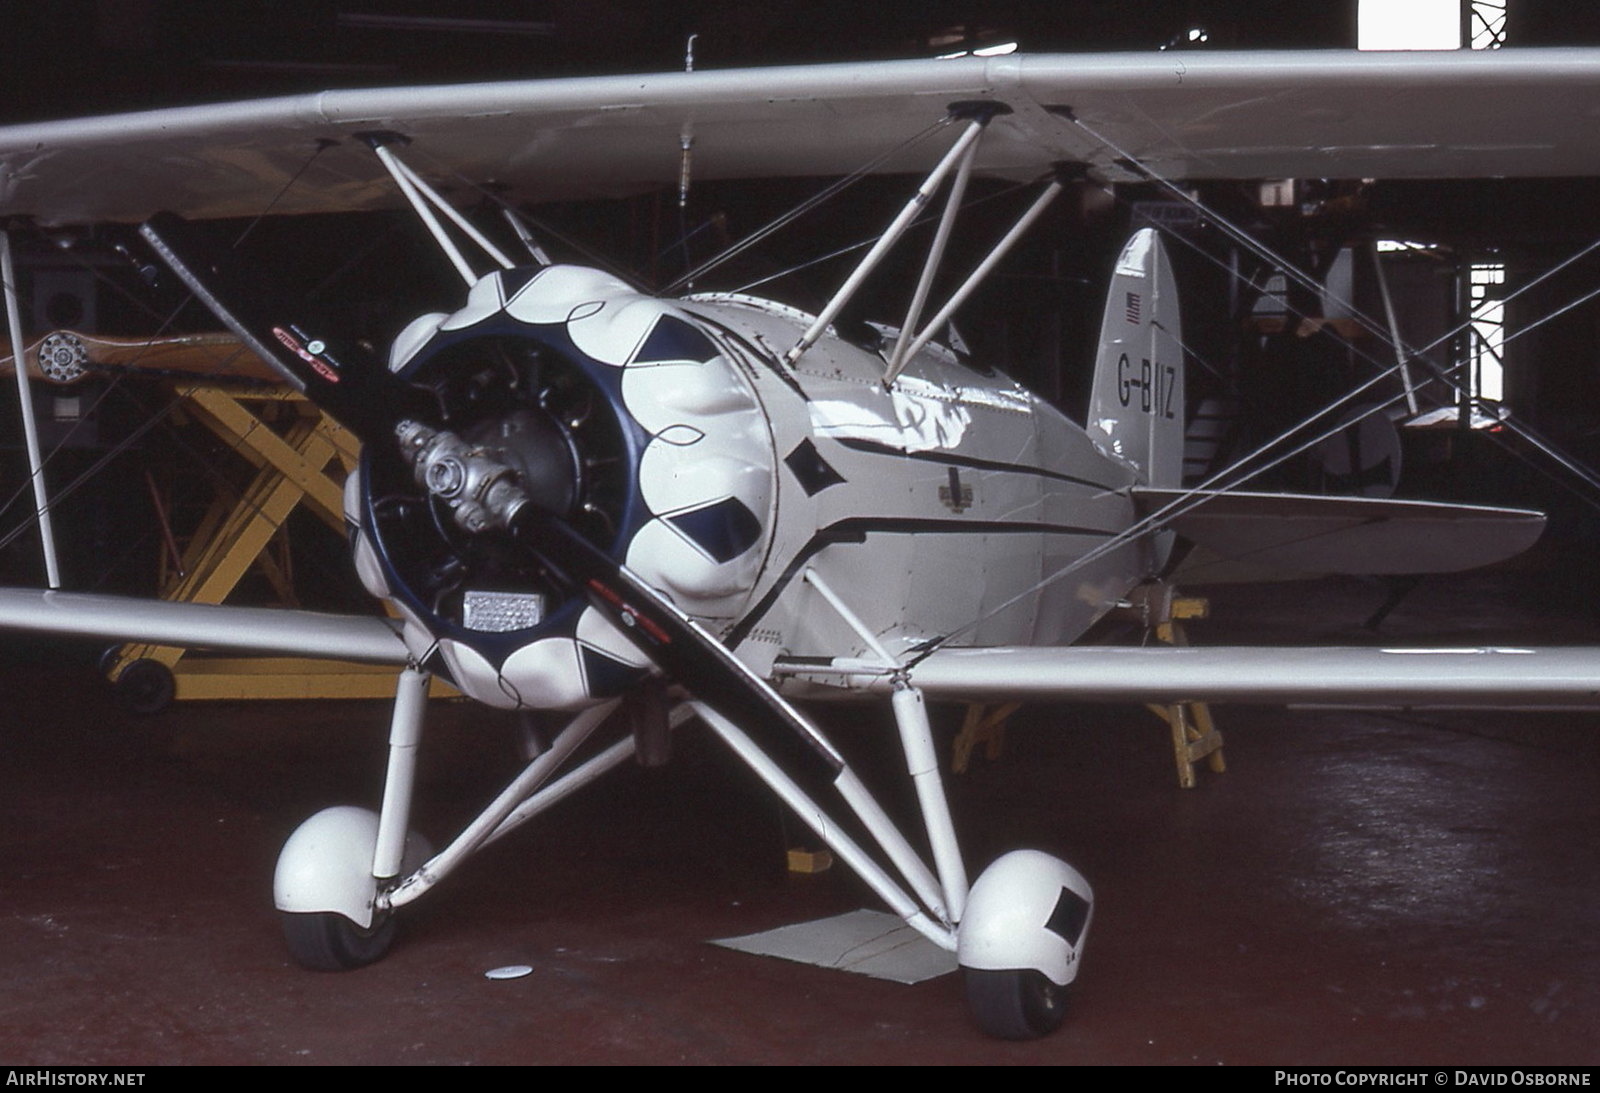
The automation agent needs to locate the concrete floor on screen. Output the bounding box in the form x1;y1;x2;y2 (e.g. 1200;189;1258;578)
1;568;1598;1064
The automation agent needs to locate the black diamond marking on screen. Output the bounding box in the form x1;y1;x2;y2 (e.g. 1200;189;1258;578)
1046;885;1091;947
633;315;720;364
421;646;455;686
497;266;542;302
784;440;846;496
667;497;762;563
578;642;646;697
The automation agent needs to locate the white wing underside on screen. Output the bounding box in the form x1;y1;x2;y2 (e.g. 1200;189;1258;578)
12;588;1600;710
0;589;407;664
5;49;1600;225
1;50;1592;710
1135;489;1548;582
9;589;1597;710
875;644;1600;708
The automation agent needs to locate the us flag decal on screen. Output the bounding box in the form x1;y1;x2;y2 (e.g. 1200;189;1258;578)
1125;292;1141;324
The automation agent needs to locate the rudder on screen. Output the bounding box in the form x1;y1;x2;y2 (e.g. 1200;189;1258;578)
1086;228;1185;489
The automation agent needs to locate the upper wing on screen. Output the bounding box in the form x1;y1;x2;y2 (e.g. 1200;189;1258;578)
5;49;1600;225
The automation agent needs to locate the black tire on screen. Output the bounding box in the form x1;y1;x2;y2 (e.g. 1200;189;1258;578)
963;967;1070;1040
114;658;176;715
281;911;396;971
97;644;125;680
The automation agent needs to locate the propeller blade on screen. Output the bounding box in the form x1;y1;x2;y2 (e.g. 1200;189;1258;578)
399;421;846;781
140;213;844;783
514;512;845;780
140;212;434;442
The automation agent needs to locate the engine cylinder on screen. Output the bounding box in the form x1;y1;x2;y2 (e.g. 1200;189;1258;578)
347;265;775;709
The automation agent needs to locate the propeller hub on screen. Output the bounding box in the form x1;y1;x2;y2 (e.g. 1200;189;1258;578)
396;420;530;534
349;264;774;711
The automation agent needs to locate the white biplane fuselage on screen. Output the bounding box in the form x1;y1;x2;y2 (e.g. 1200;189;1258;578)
350;261;1164;713
6;48;1600;1041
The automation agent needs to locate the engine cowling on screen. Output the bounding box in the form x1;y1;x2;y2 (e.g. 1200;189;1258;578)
347;265;776;709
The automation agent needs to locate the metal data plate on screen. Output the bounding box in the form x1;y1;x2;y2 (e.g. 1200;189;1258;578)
463;590;545;633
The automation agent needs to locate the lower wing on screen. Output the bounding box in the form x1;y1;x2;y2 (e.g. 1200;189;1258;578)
783;645;1600;708
0;589;407;663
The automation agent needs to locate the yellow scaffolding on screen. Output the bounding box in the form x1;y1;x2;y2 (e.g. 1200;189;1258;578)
951;584;1225;789
105;381;448;708
1134;584;1226;789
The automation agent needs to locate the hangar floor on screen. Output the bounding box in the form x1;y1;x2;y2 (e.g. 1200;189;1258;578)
2;565;1598;1065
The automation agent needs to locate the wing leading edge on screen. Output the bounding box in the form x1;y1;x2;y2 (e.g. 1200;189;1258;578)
0;589;408;664
807;645;1600;708
6;49;1600;225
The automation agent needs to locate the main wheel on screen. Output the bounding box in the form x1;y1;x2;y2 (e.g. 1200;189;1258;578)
963;967;1070;1040
281;910;397;971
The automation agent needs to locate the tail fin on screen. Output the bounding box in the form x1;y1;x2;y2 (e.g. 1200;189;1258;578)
1086;228;1185;488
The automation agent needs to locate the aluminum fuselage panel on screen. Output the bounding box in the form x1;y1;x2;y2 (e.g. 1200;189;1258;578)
677;295;1144;677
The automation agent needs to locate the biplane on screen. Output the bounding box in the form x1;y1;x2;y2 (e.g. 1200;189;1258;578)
1;47;1600;1039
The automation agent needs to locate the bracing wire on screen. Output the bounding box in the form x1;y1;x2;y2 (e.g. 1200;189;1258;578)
902;146;1600;665
0;140;340;575
1073;111;1600;476
661;117;953;295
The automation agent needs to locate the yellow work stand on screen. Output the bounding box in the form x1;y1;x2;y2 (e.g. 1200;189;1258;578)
949;584;1226;789
105;382;447;710
1130;583;1226;789
952;701;1021;775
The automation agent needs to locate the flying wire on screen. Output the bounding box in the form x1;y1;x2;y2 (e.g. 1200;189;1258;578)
1132;193;1600;504
901;157;1600;666
228;138;337;249
729;176;1042;297
661;116;953;295
1072;111;1600;484
0;139;352;586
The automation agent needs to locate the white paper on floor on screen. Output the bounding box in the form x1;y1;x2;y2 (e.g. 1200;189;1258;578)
713;909;958;984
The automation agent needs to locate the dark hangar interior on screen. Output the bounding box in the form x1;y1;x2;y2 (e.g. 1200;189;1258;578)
0;0;1597;1066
